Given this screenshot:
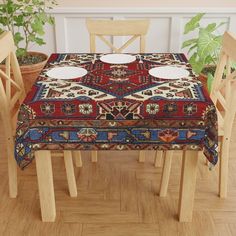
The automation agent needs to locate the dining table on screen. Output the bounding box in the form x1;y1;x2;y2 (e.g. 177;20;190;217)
14;53;218;222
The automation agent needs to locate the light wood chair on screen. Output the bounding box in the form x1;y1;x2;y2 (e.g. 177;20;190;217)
86;18;150;163
0;31;78;221
0;31;26;198
159;31;236;203
210;31;236;198
86;19;149;53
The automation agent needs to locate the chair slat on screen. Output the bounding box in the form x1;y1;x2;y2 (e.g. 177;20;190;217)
216;91;227;110
0;69;22;91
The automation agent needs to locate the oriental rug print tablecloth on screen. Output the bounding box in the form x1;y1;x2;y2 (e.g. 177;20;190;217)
15;53;218;169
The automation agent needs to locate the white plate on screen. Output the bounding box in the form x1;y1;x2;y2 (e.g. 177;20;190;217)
149;66;190;79
46;66;87;79
100;54;136;64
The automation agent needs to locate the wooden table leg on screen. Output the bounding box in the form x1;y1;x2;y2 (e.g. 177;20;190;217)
178;150;198;222
64;151;78;197
139;151;145;162
35;150;56;222
72;151;82;167
159;151;173;197
91;151;98;162
154;150;164;167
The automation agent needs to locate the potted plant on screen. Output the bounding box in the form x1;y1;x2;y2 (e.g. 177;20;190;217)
182;13;225;92
0;0;57;92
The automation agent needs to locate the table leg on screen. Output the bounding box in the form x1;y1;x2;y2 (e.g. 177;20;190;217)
35;150;56;222
154;150;164;167
178;150;198;222
72;151;82;167
139;151;145;162
64;151;78;197
159;151;173;197
91;151;98;162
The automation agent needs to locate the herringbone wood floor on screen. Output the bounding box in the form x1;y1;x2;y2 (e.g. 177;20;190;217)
0;120;236;236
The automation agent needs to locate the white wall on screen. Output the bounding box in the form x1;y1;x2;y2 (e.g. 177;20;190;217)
32;7;236;56
56;0;236;8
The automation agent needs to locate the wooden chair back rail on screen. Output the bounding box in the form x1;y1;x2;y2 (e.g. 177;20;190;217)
221;32;236;62
86;20;149;35
86;19;149;53
0;32;15;63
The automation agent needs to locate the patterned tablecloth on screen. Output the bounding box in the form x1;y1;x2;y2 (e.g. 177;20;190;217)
15;53;218;169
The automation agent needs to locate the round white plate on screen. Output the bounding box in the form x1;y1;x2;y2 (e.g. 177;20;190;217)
149;66;190;79
100;54;136;64
46;66;87;79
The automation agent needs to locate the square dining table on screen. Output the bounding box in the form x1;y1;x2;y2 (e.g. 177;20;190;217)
14;53;218;222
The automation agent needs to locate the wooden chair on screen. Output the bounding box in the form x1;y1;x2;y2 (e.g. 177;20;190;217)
0;31;77;221
210;31;236;198
0;31;26;198
159;31;236;203
86;18;151;163
86;19;149;53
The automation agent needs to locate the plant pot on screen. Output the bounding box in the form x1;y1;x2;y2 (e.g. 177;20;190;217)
19;52;48;93
0;51;48;93
198;73;208;91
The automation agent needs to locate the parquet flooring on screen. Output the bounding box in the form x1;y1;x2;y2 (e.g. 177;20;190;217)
0;120;236;235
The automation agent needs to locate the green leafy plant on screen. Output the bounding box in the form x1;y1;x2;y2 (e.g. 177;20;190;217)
182;13;225;77
0;0;57;64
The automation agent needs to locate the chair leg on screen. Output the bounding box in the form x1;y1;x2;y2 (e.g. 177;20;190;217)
178;150;198;222
7;140;17;198
154;150;164;167
64;151;78;197
4;125;17;198
72;151;82;167
139;150;145;162
35;150;56;222
219;136;230;198
91;151;98;162
159;151;173;197
6;134;17;198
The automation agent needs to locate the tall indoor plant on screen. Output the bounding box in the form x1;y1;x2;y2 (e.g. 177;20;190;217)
182;13;225;91
0;0;57;92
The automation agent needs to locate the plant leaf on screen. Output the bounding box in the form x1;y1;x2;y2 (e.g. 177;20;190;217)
181;38;197;49
188;44;198;54
189;52;205;74
31;18;44;35
207;73;214;92
16;48;27;58
205;23;216;33
35;37;45;45
14;32;24;45
197;29;221;62
184;13;205;34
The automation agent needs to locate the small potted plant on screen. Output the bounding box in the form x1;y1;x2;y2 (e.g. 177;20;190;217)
0;0;57;92
182;13;225;92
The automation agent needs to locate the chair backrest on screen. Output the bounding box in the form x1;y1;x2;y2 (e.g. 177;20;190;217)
0;31;25;133
86;19;150;53
210;31;236;137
